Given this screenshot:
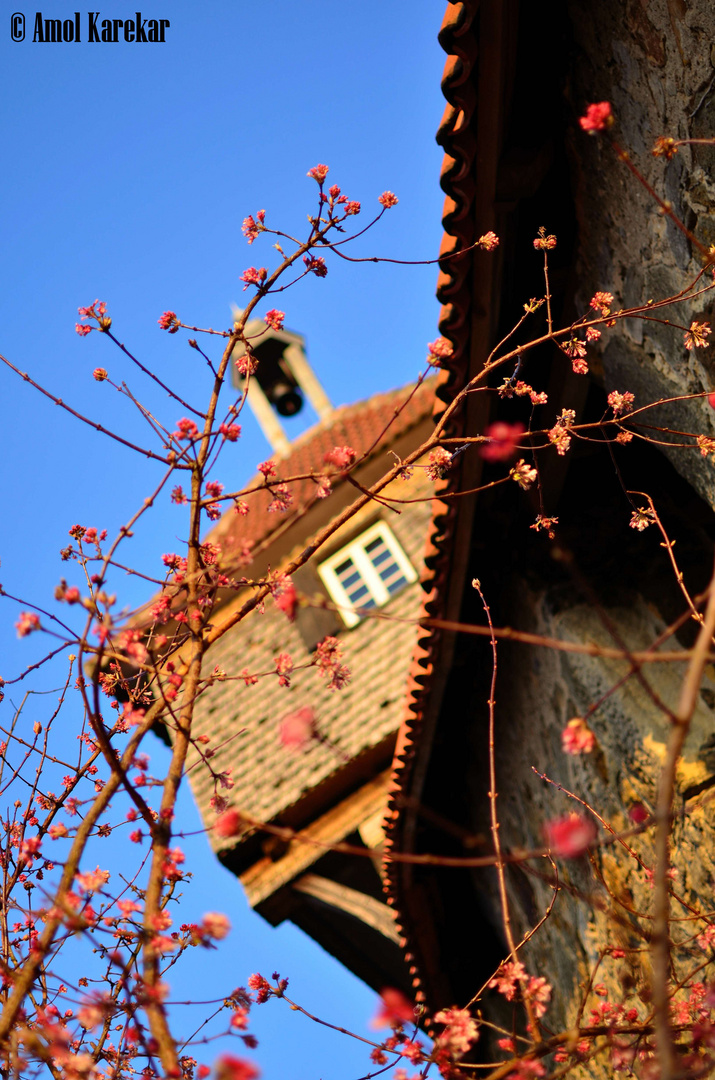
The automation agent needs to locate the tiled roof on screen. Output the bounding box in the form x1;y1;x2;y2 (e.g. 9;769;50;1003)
187;470;435;858
208;378;437;562
185;379;438;866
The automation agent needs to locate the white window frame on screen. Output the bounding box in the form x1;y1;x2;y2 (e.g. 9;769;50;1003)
317;521;418;628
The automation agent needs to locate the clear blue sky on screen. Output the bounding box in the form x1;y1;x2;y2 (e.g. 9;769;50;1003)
1;3;445;1076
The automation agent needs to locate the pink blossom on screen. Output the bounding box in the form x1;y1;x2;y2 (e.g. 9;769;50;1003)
324;445;356;469
274;652;294;687
526;976;552;1018
426;447;453;480
247;972;272;1003
171;485;188;504
433;1007;479;1057
478;231;499;251
279;706;316;749
685;321;712;350
489;960;525;1001
19;836;42;866
16;612;41;638
548;425;572;456
117;899;141;917
509;459;537;490
215;809;243;839
75;323;93;336
561;717;596;755
219;422;241;443
579;101;613;133
561;338;588;374
698;925;715;951
307;164;329;183
533;231;557;250
173;417;199;441
370;987;414;1028
590;291;614;315
267;483;292;513
629;506;655;531
158;311;179;332
480;422;525;462
235;352;258;376
264;309;285;331
201;912;231;940
303;255;328;277
240;267;268;290
378;191;398;209
77;997;106;1031
215;1055;260;1080
608;390;635;416
75;866;110;893
93;367;108;381
273;579;298;622
426;337;454;366
544;813;597;857
242;210;265;244
586;326;602;342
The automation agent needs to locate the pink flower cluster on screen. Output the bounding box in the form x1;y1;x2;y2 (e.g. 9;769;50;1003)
240;266;268;290
608;390;634;416
16;611;41;638
307;164;329;184
158;310;179;332
172;417;199;441
590;291;614;316
278;706;317;750
303;255;328;277
242;209;265;244
378;191;398;208
478;231;499;251
685;321;712;350
544;813;597;857
219;422;241;441
480;422;525;462
426;337;454;366
561;716;596;755
433;1007;480;1057
76;299;110;335
264;308;285;331
579;101;613;133
314;635;351;691
426;447;453;480
533;230;557;251
324;445;356;469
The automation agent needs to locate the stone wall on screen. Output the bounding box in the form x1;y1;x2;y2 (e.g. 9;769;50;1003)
569;0;715;508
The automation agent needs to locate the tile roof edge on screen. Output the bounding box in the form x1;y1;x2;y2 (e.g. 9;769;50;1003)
381;0;478;1008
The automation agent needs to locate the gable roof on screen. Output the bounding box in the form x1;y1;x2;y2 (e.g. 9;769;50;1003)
208;377;437;561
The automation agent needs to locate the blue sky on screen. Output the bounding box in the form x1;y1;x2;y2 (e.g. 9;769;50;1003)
1;3;445;1076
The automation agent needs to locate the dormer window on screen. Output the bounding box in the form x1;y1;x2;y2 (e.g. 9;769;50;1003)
317;522;417;628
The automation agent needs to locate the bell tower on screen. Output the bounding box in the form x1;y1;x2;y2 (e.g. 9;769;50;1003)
231;314;333;456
